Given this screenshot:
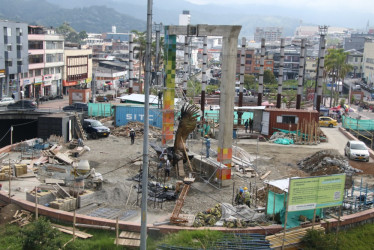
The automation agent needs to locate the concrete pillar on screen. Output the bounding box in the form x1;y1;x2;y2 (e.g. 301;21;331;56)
257;38;265;106
296;39;306;109
217;27;241;169
238;37;246;125
129;33;134;94
183;36;189;97
201;36;208;120
277;38;285;108
162;34;176;145
316;37;326;112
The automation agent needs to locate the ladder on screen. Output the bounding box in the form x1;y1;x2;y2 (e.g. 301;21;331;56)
170;177;195;224
74;113;87;140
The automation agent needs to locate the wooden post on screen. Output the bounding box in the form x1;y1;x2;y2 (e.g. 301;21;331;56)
273;191;276;221
336;206;342;245
8;159;11;200
264;184;269;215
296;121;299;142
116;217;119;246
312;208;317;229
35;186;38;220
281;180;291;250
73;210;76;242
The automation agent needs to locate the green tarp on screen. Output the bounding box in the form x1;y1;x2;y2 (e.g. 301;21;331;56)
342;115;374;130
87;103;113;117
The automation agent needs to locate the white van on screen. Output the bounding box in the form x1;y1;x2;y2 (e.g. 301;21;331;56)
235;87;250;96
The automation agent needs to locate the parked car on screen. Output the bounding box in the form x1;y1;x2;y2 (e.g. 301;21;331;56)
7;100;37;110
62;102;88;112
344;140;370;162
0;97;15;106
319;116;338;127
83;119;110;139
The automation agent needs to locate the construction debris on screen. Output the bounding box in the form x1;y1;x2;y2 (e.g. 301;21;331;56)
297;150;362;176
111;121;161;138
10;210;32;227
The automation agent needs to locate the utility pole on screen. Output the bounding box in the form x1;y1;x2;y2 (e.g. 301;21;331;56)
296;39;306;109
316;26;327;112
257;38;265;106
201;36;208;120
129;33;134;94
140;0;152;248
277;38;285;108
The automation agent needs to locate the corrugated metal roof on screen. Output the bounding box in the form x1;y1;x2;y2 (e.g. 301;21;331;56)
265;108;319;113
118;94;181;105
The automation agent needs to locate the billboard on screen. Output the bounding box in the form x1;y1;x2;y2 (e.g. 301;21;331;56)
288;174;345;212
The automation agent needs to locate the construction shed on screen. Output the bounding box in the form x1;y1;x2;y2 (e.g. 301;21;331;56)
261;108;319;137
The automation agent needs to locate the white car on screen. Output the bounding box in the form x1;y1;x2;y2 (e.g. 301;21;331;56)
0;97;15;106
344;140;370;162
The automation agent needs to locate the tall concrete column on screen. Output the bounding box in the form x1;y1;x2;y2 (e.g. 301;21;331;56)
277;38;285;108
217;27;241;168
257;38;265;106
316;36;326;112
201;36;208;120
183;36;189;97
129;33;134;94
238;37;246;125
296;39;306;109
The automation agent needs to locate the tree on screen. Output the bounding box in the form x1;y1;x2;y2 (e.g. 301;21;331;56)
244;74;256;90
325;49;353;107
132;30;146;83
264;70;276;84
56;22;87;44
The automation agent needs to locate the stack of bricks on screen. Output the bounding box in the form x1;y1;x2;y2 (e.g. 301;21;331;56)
50;197;77;211
15;164;27;177
0;166;11;180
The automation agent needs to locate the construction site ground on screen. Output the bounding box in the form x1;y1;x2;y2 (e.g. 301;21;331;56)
2;124;374;226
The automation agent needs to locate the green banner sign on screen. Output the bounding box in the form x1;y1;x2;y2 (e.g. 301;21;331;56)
288;174;345;211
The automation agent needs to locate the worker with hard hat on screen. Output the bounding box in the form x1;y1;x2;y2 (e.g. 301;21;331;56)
243;187;251;207
130;128;136;144
235;188;244;205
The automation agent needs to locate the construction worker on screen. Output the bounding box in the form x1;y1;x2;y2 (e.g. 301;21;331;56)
244;119;249;133
249;118;254;133
130;128;135;144
243;187;251;207
165;159;171;181
205;135;211;158
235;188;244;205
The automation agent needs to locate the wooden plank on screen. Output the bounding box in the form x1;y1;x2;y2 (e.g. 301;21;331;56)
260;171;271;180
114;238;140;247
51;223;92;239
55;152;74;165
45;178;65;185
119;231;141;239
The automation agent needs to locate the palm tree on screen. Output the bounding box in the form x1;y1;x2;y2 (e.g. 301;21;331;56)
324;49;352;107
132;30;146;83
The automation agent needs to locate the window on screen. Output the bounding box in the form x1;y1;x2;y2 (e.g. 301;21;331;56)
29;54;44;64
277;115;298;124
5;60;12;67
245;60;251;64
28;41;43;50
6;45;11;51
29;70;33;77
23;72;28;78
44;68;49;75
4;27;11;36
16;28;22;36
17;60;22;66
246;54;252;58
266;61;272;65
55;67;61;73
17;45;22;51
35;69;42;76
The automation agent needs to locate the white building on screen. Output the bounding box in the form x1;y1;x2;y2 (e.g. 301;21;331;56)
179;10;190;26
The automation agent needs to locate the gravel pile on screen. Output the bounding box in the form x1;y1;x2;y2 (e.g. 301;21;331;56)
297;150;362;176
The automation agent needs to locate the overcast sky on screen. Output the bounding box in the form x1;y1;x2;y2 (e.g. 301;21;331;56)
182;0;374;28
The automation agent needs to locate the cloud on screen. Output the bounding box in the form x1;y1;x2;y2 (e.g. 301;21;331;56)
185;0;374;14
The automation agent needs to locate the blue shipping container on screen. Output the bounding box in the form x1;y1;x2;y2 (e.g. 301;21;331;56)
114;106;163;128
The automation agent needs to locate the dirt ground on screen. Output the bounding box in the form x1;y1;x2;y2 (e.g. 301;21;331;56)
77;130;327;219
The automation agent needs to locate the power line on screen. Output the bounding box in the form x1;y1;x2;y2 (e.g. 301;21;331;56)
0;128;11;144
12;120;38;127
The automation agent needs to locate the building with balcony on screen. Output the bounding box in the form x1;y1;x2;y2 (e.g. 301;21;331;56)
24;25;64;98
0;20;28;99
62;47;92;94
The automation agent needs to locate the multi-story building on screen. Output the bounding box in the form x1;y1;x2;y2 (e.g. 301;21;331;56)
0;20;28;99
254;27;282;43
24;25;64;98
252;53;274;75
363;40;374;84
344;34;374;51
179;10;191;26
62;46;92;94
236;48;255;74
345;49;363;78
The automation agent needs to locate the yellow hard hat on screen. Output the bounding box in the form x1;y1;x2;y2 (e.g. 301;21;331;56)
204;135;208;138
244;187;248;190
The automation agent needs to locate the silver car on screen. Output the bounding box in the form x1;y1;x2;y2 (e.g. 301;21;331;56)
0;97;15;106
344;140;370;162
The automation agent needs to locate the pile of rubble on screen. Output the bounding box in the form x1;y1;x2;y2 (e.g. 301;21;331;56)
269;132;295;145
193;203;267;228
297;150;362;176
111;121;161;138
